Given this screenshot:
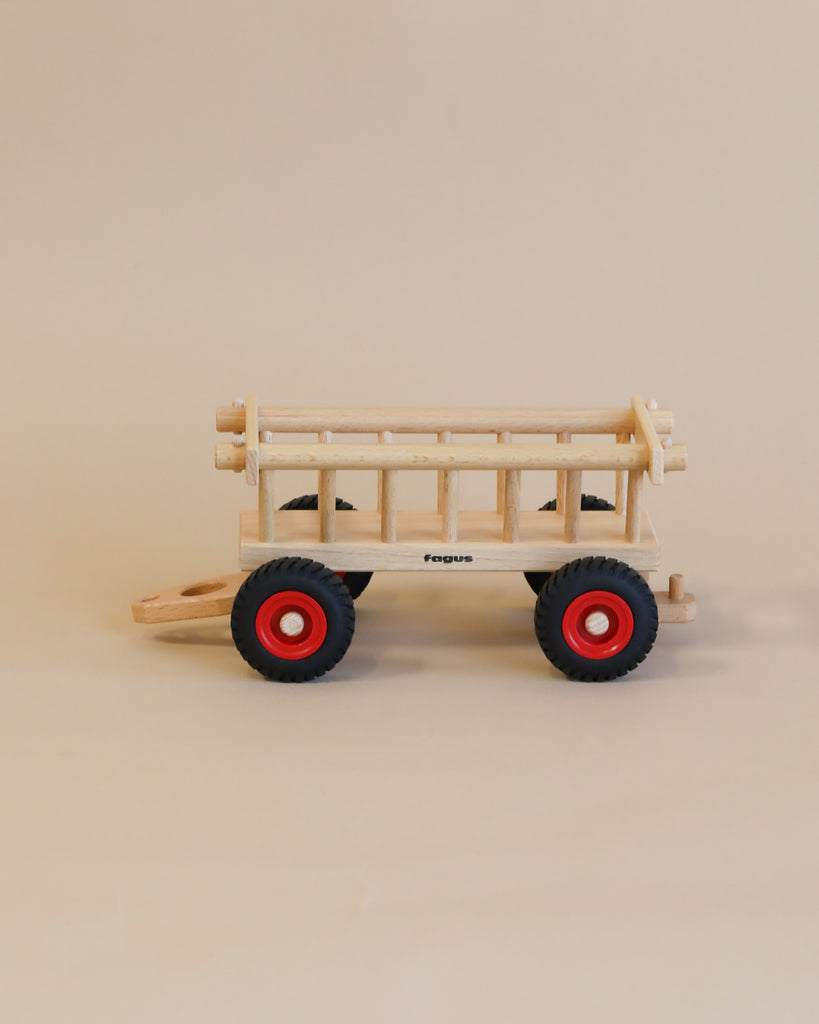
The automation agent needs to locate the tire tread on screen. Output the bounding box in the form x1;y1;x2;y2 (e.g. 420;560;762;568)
534;556;658;681
231;557;355;682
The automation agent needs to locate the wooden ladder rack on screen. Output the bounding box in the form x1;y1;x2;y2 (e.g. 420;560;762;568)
217;396;685;556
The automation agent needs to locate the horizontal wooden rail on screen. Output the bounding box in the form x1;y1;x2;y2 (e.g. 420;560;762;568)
217;441;688;473
217;406;674;436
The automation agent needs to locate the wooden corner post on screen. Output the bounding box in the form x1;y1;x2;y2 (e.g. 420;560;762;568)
247;392;274;544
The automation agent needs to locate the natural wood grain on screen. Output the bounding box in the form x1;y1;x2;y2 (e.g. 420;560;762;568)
556;431;571;514
615;431;629;514
244;393;259;486
497;430;512;515
137;400;695;636
377;429;392;513
381;448;397;543
437;430;452;513
442;469;458;542
217;441;688;473
239;508;661;572
564;469;582;543
132;572;248;623
259;469;274;542
503;468;521;542
625;469;643;543
217;406;674;435
632;394;664;485
656;575;696;623
318;430;335;543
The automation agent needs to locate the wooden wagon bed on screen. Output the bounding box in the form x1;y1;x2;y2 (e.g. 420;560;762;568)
133;394;695;635
237;507;661;572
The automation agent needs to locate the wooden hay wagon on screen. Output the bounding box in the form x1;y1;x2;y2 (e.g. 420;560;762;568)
132;395;695;682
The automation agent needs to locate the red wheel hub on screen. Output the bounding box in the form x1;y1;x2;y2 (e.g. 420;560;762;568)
562;590;634;660
255;591;328;660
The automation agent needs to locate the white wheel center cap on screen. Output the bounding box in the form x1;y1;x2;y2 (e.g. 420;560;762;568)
585;611;610;636
280;611;305;637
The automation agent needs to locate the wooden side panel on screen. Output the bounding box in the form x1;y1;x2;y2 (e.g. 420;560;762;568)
238;509;661;572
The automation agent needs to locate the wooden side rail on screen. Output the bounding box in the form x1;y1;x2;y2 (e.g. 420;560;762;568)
217;405;674;436
221;396;686;549
216;441;688;473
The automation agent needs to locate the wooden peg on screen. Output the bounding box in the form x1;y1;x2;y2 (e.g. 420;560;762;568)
669;573;685;602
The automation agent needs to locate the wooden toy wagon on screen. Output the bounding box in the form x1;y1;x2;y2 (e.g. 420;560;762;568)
132;396;695;682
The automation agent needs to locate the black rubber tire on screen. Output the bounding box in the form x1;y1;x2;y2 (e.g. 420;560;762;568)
231;557;355;682
279;494;373;599
534;556;658;681
524;494;615;595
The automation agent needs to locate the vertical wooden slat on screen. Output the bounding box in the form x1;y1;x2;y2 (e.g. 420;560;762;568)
563;469;582;542
497;431;511;514
259;472;274;541
257;427;274;541
318;430;335;542
379;431;396;541
377;430;392;512
626;469;643;543
615;431;629;514
437;430;452;512
442;470;458;542
381;471;397;542
556;431;571;514
503;469;521;542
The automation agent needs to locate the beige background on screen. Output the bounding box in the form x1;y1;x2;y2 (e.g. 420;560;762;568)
2;2;818;1021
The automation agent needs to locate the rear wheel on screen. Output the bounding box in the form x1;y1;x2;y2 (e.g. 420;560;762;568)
524;494;615;594
231;557;355;681
279;494;373;599
534;556;658;681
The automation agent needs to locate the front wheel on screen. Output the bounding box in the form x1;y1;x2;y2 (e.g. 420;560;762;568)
231;557;355;682
534;557;658;681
